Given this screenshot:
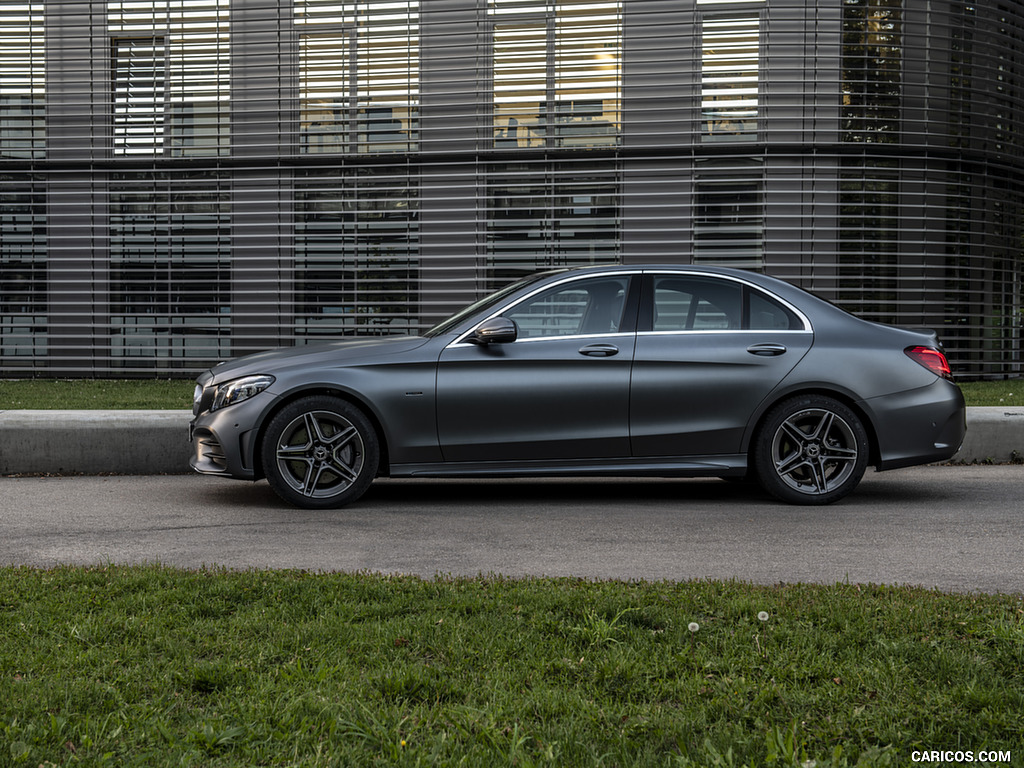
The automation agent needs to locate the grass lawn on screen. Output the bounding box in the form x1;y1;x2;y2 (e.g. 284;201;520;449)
958;380;1022;407
2;567;1023;767
0;379;193;410
2;378;1021;764
0;378;1020;409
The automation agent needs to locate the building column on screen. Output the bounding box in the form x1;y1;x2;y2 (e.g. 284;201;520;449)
418;0;485;325
229;0;296;355
44;0;110;375
621;1;697;265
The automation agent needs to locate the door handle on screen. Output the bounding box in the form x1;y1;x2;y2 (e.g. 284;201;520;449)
579;343;619;357
747;342;787;357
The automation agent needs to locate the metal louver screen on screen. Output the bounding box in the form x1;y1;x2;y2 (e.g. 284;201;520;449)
0;0;1022;377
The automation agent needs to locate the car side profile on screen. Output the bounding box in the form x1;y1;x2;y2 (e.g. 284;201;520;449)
189;265;966;508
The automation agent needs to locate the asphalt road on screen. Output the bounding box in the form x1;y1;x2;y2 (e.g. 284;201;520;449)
2;465;1022;593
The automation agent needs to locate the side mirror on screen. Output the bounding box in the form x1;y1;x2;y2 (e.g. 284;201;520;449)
471;317;518;344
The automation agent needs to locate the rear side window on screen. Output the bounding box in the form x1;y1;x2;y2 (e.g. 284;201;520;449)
653;277;741;331
650;276;803;331
749;289;801;330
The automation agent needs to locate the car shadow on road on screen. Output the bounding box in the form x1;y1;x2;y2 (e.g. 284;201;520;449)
364;476;768;506
198;475;769;510
196;469;960;513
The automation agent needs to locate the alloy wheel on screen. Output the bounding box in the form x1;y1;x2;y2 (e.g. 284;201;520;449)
770;407;859;496
274;410;365;500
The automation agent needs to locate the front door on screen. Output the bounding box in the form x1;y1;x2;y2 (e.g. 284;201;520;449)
437;275;637;463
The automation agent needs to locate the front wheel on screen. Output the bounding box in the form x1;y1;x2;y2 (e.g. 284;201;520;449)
261;396;379;509
753;395;869;505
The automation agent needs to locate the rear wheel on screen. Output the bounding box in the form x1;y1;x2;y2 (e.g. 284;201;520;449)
753;395;869;505
261;396;379;509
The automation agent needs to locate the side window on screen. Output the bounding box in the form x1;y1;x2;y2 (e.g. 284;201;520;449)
749;290;801;330
653;277;741;331
503;276;629;339
651;276;804;331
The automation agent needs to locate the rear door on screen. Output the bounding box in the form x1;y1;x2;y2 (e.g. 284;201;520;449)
629;272;813;458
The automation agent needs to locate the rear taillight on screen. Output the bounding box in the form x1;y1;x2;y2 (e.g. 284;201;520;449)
905;346;953;380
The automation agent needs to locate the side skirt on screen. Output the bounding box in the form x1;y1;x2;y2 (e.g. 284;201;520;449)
388;454;748;479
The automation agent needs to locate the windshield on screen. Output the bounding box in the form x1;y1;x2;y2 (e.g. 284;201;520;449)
424;273;552;337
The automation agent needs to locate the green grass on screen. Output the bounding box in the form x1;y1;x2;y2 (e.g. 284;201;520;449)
2;566;1023;767
1;378;1021;410
0;379;193;410
958;380;1022;407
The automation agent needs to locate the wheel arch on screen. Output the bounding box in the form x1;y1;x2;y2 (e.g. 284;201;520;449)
746;387;881;468
251;386;391;480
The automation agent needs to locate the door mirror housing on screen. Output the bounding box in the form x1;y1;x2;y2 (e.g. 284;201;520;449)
471;317;518;344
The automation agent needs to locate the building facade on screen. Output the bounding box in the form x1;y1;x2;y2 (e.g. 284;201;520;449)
1;0;1022;377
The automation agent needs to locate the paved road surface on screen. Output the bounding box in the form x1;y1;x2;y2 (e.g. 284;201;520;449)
2;465;1022;593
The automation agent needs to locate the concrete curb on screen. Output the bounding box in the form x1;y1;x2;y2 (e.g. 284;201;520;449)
1;408;1021;476
0;410;193;475
954;407;1024;464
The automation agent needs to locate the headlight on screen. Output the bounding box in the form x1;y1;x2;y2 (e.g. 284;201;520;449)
210;374;276;412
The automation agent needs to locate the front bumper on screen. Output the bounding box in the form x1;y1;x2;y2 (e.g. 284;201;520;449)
863;379;967;471
189;392;274;480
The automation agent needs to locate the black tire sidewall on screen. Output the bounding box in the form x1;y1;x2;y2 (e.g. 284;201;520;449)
753;394;869;505
261;395;379;509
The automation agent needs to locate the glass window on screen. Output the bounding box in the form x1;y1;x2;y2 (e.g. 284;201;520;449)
838;158;899;322
108;0;230;156
108;174;230;367
486;161;620;290
300;32;351;153
749;290;800;330
652;277;741;331
491;1;621;149
295;0;419;154
842;0;901;143
294;169;419;339
0;175;47;361
112;37;166;155
493;20;547;149
694;163;763;269
502;276;628;338
652;277;801;332
0;1;46;159
701;14;759;142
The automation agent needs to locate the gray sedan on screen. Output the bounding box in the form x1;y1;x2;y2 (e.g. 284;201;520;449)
189;265;966;508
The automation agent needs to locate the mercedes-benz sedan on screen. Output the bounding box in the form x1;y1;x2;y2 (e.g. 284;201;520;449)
190;265;966;508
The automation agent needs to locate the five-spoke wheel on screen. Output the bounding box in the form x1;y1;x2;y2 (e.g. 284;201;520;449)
754;395;869;505
261;396;379;509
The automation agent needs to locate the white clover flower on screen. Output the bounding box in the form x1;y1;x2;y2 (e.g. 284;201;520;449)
688;622;700;633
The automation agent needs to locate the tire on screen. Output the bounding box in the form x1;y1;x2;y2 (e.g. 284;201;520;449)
753;395;869;505
261;395;379;509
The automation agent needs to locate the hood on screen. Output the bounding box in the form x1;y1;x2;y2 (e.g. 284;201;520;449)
203;335;430;384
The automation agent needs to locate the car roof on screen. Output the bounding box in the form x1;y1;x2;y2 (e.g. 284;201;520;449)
539;263;800;293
